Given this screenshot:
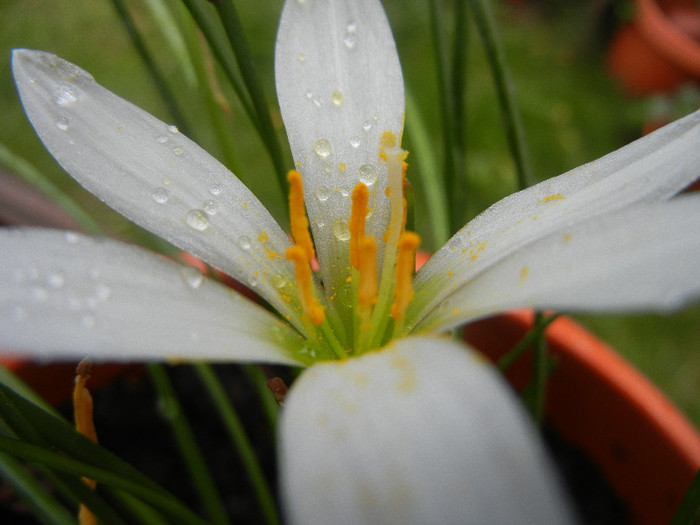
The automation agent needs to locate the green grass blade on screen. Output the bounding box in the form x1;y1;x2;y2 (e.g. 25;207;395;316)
148;364;230;525
0;451;76;525
404;89;451;248
195;363;280;525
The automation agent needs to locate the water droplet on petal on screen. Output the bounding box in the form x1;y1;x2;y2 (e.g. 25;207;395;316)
346;21;357;32
313;139;332;158
339;187;350;197
332;218;350;241
203;200;218;215
46;273;64;289
331;90;344;106
65;231;79;244
168;124;179;134
343;33;357;49
350;136;361;149
155;134;169;144
55;85;78;106
95;284;111;302
151;187;169;204
30;287;48;302
173;147;183;156
56;117;70;131
298;53;306;62
362;120;372;132
185;209;209;231
358;164;377;186
181;266;204;290
271;273;287;289
209;184;222;196
316;186;330;202
248;276;258;288
238;236;252;250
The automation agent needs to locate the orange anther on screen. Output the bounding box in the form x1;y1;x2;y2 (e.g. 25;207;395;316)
358;236;378;308
286;245;325;325
349;183;370;270
391;232;420;320
287;170;315;262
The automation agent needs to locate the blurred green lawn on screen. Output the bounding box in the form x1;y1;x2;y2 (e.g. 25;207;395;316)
1;0;699;426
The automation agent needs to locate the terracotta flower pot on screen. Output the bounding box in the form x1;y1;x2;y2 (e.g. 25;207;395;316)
464;310;700;525
607;0;700;96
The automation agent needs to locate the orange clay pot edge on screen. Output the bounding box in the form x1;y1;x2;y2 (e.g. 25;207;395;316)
637;0;700;76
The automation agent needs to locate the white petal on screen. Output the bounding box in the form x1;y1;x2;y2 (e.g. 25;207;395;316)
417;195;700;332
410;110;700;327
0;228;306;365
275;0;404;294
11;49;304;329
279;336;575;525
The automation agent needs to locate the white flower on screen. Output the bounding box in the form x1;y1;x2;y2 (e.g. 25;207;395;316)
3;0;700;523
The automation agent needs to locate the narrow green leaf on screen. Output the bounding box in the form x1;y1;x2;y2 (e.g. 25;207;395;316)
0;435;210;525
0;451;75;525
148;364;230;525
195;363;280;525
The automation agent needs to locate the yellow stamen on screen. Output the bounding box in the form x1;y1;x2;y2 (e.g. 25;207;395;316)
286;245;325;325
349;183;369;269
358;236;378;308
287;170;315;262
391;232;421;321
73;360;98;525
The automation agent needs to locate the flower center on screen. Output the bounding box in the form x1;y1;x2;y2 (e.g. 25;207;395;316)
285;144;420;359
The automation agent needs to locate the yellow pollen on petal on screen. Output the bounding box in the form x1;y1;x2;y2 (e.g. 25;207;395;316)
349;182;370;269
380;130;397;148
287;170;315;262
358;236;378;308
286;245;325;325
391;232;420;320
542;193;565;202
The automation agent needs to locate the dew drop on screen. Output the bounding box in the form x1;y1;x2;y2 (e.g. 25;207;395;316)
173;147;183;156
209;184;222;196
271;273;287;289
248;276;258;288
95;285;111;302
331;90;344;106
332;218;350;241
55;85;78;106
313;139;332;158
298;53;306;62
238;236;252;250
155;134;169;144
316;186;330;202
349;136;361;149
306;90;314;99
168;124;179;134
65;231;80;244
316;219;325;228
343;34;357;49
181;266;204;289
185;209;209;231
56;117;70;131
339;186;350;197
151;187;169;204
358;164;377;186
346;21;357;32
46;273;64;289
30;287;48;302
362;120;372;132
202;199;218;215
